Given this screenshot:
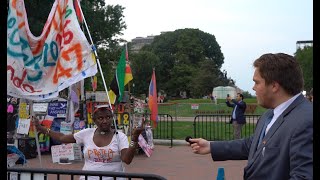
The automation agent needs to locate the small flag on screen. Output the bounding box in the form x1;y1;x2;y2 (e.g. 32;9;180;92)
148;69;158;128
108;46;133;104
108;90;117;104
124;63;133;85
124;43;133;85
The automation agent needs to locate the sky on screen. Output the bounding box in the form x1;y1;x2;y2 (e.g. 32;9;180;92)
105;0;313;95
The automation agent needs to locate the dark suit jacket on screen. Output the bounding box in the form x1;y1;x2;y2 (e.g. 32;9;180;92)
226;99;247;124
212;94;313;180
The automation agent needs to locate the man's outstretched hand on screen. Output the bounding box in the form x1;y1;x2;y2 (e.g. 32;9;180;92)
189;138;211;155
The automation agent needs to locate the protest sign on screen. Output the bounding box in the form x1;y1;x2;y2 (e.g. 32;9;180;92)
51;143;76;163
47;102;67;117
17;118;31;135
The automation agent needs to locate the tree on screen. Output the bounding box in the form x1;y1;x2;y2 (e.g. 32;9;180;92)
84;47;122;91
295;46;313;91
80;0;127;47
129;51;160;96
189;60;222;98
242;91;253;98
134;28;230;98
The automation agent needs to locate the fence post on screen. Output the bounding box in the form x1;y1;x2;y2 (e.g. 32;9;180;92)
175;103;177;121
216;167;225;180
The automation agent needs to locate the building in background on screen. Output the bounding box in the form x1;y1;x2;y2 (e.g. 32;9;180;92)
130;32;170;53
212;86;243;99
131;35;155;53
296;40;313;50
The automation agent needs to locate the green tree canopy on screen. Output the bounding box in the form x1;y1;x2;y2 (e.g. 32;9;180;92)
131;28;232;98
295;46;313;92
129;51;160;96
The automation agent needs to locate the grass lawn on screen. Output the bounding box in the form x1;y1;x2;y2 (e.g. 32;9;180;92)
146;98;263;140
157;102;266;117
154;121;257;140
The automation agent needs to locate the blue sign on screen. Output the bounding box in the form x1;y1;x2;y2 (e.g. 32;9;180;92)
47;102;67;117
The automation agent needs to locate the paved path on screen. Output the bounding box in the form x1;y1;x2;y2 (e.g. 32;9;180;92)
23;145;247;180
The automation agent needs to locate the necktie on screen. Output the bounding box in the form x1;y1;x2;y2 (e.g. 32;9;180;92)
258;110;274;147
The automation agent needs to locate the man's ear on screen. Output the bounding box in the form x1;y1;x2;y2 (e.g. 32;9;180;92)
272;81;281;93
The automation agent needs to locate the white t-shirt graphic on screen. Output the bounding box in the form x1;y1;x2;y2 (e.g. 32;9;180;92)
74;128;129;180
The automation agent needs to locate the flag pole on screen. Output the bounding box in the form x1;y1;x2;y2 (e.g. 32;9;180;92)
75;0;118;121
75;0;125;171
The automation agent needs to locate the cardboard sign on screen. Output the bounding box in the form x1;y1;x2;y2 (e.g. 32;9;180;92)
17;119;31;135
132;114;144;128
73;118;86;133
7;153;20;167
60;121;72;135
134;99;146;113
51;143;75;163
33;103;48;113
47;102;67;117
19;103;29;119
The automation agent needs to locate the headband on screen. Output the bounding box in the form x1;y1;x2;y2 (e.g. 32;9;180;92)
93;104;112;114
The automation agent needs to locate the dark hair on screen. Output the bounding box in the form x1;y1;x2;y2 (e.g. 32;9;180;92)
253;53;304;95
92;107;112;120
238;93;244;100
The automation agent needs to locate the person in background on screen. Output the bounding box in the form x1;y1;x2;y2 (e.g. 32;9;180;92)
160;95;165;103
33;107;144;180
209;93;214;102
226;93;247;139
214;95;218;104
189;53;313;180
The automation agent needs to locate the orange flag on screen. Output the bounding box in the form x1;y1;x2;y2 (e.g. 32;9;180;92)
148;69;158;128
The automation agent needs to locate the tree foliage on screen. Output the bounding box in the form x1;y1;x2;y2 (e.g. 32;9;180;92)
80;0;127;47
84;47;123;91
129;51;160;96
131;28;232;98
242;91;254;98
295;46;313;92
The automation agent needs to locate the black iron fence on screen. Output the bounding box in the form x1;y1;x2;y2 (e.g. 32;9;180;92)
7;167;167;180
193;114;261;141
150;114;173;147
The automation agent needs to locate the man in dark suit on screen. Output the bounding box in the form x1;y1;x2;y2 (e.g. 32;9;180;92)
189;53;313;179
226;93;247;139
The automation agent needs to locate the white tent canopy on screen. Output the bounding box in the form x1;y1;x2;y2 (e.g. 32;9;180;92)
212;86;237;99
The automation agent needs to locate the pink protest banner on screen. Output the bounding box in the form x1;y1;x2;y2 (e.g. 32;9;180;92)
7;0;97;100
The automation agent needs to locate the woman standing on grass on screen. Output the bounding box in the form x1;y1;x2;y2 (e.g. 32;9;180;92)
33;106;144;180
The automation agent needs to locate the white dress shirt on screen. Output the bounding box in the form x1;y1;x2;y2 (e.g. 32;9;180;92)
265;93;301;134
